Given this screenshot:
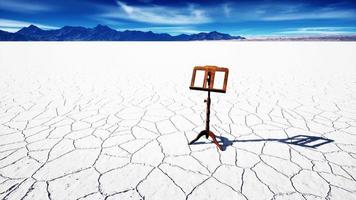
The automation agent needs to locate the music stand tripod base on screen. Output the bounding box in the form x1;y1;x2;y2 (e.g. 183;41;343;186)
189;130;222;151
188;66;229;151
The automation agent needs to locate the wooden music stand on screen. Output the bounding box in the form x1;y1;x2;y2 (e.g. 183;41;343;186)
188;66;229;150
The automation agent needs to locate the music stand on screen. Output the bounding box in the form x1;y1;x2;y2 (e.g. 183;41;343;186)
189;66;229;150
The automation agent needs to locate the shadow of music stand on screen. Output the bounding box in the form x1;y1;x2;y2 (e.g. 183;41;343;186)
188;66;229;151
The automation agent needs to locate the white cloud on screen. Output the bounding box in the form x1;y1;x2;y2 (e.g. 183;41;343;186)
222;3;232;17
0;27;21;32
0;18;58;32
0;0;53;13
262;10;356;21
207;3;356;22
102;1;211;25
253;4;356;21
97;1;356;27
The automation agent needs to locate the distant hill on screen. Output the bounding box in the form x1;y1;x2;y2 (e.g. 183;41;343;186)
0;30;35;41
246;35;356;41
0;24;245;41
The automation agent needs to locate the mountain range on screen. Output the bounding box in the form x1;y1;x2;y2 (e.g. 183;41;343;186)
246;35;356;41
0;24;245;41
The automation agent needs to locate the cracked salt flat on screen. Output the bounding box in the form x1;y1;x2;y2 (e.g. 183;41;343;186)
0;42;356;200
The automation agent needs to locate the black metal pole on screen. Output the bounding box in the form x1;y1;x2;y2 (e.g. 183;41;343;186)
206;73;211;133
206;89;210;132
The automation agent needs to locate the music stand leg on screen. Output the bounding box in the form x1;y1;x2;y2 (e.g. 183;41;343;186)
208;131;222;151
188;130;208;145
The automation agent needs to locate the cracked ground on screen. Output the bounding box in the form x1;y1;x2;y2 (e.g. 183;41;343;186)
0;42;356;199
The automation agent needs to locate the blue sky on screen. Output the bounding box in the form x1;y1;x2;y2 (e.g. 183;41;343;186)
0;0;356;37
